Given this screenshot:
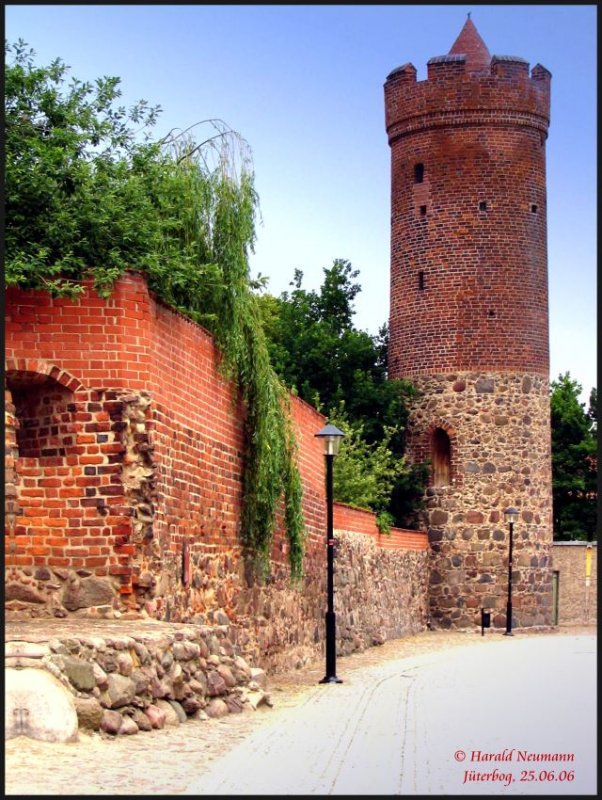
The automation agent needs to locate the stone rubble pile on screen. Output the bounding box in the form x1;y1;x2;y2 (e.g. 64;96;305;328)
5;623;272;738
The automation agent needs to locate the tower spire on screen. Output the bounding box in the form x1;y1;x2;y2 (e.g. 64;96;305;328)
449;15;491;72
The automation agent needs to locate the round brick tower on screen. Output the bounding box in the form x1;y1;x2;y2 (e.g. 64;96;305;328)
384;17;554;629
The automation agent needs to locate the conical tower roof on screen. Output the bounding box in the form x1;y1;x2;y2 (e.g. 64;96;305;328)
449;15;491;72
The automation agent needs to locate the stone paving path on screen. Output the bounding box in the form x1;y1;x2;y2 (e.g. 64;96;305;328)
184;630;596;795
4;626;595;795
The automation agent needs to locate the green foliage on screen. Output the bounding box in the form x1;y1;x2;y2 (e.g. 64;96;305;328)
6;39;165;296
325;403;409;533
550;373;597;541
258;260;428;527
5;40;305;581
206;180;306;580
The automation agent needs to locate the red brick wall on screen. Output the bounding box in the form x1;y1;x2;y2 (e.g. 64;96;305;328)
334;503;428;551
5;272;431;662
5;272;428;646
385;55;551;379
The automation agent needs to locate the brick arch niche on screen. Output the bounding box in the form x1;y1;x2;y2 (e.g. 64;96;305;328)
431;427;451;487
7;370;78;459
4;364;130;619
424;420;458;489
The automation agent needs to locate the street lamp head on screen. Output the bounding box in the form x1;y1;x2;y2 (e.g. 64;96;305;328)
315;424;345;457
504;507;519;524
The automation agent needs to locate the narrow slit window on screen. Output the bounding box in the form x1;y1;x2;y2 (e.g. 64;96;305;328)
479;201;487;211
531;204;538;213
414;163;424;183
432;428;451;487
420;205;427;216
418;271;425;290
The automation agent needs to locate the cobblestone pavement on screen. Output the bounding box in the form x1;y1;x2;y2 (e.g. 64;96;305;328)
5;626;595;796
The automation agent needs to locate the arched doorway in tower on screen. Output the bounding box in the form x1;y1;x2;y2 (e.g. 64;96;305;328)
432;427;452;487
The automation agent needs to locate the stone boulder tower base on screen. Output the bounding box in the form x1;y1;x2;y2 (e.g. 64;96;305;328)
384;17;554;628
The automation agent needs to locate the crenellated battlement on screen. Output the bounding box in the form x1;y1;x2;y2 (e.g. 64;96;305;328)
385;52;551;143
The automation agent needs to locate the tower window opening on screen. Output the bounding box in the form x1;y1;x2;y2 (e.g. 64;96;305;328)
432;427;451;487
418;271;425;290
479;201;487;211
420;205;427;216
414;163;424;183
531;204;538;213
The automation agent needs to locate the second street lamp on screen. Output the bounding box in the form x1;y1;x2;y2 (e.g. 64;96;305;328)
503;506;519;636
315;424;345;684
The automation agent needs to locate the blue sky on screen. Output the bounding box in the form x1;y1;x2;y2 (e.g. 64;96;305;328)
6;4;597;403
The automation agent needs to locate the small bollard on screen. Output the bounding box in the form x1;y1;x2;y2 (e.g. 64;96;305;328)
481;608;491;636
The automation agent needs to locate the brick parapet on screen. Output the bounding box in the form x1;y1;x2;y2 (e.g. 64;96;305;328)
333;503;428;551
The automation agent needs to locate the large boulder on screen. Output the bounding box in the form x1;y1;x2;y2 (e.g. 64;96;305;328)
62;576;116;611
5;667;78;742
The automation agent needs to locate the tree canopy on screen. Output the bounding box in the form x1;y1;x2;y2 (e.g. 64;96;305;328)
550;373;597;541
258;260;428;529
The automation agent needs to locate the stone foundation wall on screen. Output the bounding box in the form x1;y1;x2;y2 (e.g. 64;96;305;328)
334;529;429;651
157;521;429;675
552;542;597;625
5;621;272;739
5;512;430;740
408;371;553;629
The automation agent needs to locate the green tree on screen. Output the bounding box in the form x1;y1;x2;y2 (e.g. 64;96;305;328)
326;403;409;533
5;40;305;581
588;387;597;429
550;373;597;541
258;260;428;528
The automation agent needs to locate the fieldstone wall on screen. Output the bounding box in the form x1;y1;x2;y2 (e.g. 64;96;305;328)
552;542;597;625
5;621;272;739
5;520;430;740
334;530;429;652
142;524;429;675
408;371;553;629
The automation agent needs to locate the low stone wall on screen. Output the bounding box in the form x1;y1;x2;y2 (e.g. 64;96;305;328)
5;517;430;740
213;523;429;675
334;529;429;652
552;542;597;625
5;621;271;739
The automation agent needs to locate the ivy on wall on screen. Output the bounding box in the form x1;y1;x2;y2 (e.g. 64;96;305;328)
5;40;306;581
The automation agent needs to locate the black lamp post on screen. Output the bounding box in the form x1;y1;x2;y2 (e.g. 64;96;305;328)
315;423;345;684
503;507;519;636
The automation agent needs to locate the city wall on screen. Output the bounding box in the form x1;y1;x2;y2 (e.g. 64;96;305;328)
4;271;429;677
